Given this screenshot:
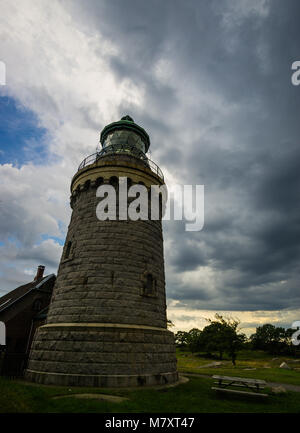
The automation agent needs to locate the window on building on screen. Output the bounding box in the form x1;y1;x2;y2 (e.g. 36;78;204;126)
109;176;119;192
65;241;72;259
146;274;153;291
95;177;104;187
84;180;91;190
141;273;157;297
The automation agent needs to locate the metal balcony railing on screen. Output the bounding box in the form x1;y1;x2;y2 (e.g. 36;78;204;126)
78;143;164;181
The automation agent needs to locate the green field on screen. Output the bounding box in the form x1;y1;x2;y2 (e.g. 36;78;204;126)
177;348;300;386
0;350;300;413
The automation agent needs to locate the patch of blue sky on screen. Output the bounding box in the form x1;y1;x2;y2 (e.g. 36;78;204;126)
40;234;65;246
6;236;22;248
0;95;51;167
57;219;67;234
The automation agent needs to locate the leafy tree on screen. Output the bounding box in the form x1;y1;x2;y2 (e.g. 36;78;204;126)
175;329;202;352
186;328;202;353
198;322;227;359
250;324;296;355
200;314;246;364
175;331;190;347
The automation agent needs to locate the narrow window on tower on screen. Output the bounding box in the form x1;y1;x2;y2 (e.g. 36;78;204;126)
84;180;91;190
141;272;157;297
65;241;72;259
146;273;153;294
95;177;104;188
109;176;119;192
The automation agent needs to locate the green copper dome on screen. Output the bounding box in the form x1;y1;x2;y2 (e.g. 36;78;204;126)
100;115;150;153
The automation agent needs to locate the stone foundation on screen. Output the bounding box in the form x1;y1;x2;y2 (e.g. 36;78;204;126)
25;324;178;387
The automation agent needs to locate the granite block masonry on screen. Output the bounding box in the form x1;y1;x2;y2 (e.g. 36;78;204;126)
25;116;178;387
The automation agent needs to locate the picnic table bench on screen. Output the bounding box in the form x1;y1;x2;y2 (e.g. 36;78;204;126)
212;375;268;397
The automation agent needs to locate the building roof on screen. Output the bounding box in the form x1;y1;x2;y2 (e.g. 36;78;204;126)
0;274;55;314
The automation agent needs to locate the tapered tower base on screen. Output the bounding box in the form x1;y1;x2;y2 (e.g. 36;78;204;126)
25;323;178;387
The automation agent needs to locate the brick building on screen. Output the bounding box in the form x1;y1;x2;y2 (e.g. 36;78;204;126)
0;266;56;376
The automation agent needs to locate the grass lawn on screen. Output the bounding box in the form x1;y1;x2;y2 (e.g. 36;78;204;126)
1;375;300;413
0;350;299;413
177;349;300;386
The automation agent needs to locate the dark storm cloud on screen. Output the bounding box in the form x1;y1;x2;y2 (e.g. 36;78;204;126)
65;0;300;311
170;243;208;272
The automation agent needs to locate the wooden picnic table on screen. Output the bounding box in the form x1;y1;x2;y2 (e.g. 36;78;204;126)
212;375;268;397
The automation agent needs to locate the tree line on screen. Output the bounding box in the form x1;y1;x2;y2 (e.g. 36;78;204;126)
173;314;299;364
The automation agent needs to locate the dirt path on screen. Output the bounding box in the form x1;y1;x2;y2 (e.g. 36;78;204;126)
182;372;300;392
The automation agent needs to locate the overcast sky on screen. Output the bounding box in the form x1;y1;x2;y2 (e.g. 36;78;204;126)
0;0;300;335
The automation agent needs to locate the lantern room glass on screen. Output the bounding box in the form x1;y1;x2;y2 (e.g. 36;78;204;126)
103;130;146;153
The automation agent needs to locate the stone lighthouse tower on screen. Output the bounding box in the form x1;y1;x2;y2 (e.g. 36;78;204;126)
25;116;178;387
